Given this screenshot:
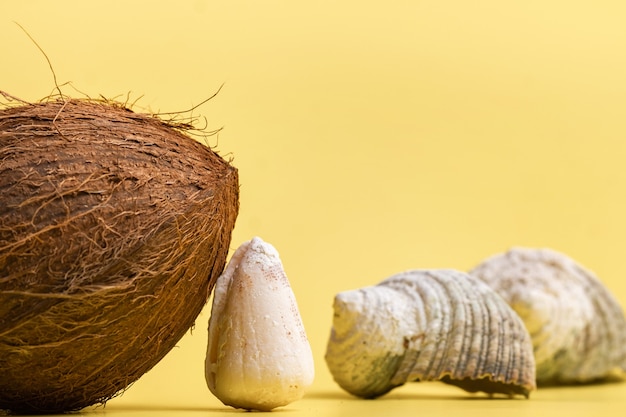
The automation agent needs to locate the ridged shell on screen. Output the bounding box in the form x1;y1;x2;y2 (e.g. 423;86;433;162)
325;269;536;399
470;247;626;384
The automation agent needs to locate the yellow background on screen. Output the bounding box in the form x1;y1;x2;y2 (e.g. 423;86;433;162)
2;0;626;415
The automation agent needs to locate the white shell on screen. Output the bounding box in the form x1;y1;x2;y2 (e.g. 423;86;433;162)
470;247;626;384
325;269;536;398
205;237;314;411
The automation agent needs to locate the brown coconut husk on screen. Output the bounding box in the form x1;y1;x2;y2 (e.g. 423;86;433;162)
0;94;239;414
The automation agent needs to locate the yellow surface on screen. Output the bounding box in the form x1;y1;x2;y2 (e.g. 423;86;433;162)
3;0;626;415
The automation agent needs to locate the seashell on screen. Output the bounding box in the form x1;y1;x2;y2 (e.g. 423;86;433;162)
325;269;536;399
470;247;626;384
205;237;315;411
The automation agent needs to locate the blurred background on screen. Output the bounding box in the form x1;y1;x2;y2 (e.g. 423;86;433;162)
2;0;626;410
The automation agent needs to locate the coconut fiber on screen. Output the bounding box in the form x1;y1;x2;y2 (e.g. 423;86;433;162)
0;96;239;414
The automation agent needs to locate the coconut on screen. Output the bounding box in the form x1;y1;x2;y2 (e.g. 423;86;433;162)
0;96;239;414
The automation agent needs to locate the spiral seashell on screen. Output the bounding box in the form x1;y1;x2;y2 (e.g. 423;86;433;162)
325;269;536;399
470;247;626;384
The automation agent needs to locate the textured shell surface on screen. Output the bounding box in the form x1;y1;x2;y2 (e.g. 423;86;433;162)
325;269;536;399
470;247;626;384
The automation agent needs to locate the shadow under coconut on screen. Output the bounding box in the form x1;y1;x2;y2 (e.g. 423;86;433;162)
90;403;300;415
